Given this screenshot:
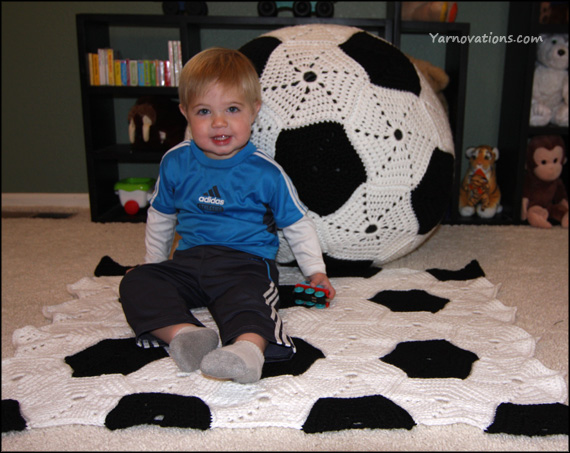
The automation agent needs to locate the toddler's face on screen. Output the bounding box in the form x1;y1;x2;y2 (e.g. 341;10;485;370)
180;81;260;160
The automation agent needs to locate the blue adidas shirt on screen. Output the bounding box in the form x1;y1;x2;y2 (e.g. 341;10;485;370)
150;140;307;260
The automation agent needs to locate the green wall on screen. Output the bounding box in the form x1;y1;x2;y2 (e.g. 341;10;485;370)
2;1;509;193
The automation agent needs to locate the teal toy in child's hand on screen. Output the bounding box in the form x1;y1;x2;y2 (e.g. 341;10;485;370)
293;281;330;308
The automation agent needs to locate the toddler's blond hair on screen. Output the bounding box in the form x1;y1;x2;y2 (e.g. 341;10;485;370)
179;47;261;110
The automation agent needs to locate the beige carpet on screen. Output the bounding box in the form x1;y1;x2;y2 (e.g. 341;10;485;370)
2;208;568;451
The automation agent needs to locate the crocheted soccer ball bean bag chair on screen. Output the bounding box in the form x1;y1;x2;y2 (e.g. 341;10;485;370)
239;24;454;268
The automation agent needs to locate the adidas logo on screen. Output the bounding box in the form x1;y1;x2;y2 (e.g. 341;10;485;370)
197;186;225;212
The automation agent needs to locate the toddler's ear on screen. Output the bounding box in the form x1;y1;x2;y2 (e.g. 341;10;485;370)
253;100;261;118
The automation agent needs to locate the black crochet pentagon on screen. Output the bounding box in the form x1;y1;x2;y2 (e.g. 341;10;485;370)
94;255;133;277
411;148;454;235
369;289;450;313
381;339;478;379
2;399;27;432
485;402;569;436
278;284;300;308
339;31;421;95
278;256;381;278
323;255;382;278
275;122;366;217
65;338;168;377
262;337;325;379
302;394;416;433
427;259;485;281
105;392;211;430
239;36;282;77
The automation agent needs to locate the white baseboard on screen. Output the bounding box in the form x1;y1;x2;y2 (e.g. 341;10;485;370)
2;193;90;209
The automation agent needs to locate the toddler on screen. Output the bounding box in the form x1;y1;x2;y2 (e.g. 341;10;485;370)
119;47;335;384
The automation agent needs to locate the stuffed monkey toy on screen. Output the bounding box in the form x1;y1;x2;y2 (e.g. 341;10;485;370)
522;135;568;228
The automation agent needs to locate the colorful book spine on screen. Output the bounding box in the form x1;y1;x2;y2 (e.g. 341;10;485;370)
137;61;145;86
120;60;129;86
164;59;172;87
129;60;138;86
114;60;122;86
106;48;115;86
168;40;176;86
156;60;165;86
87;54;93;85
176;41;183;86
97;48;107;85
147;60;154;86
92;54;100;85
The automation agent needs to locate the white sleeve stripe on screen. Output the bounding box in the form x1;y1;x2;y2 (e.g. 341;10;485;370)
149;140;191;206
148;174;160;205
160;140;190;162
254;151;307;214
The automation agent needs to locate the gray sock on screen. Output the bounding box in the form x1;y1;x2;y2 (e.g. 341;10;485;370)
168;325;219;372
200;340;265;384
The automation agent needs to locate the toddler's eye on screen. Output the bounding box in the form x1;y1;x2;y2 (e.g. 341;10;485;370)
197;108;210;115
228;106;240;113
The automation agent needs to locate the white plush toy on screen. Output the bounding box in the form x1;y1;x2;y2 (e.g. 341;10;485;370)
530;34;568;127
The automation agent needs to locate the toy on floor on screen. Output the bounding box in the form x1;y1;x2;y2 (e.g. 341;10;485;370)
521;135;568;228
293;282;330;308
114;177;156;215
458;145;502;219
401;2;458;22
529;34;568;127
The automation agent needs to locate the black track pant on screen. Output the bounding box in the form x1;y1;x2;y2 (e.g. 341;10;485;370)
119;245;295;362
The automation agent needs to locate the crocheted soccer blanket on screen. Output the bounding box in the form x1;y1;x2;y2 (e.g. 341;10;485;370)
2;259;568;436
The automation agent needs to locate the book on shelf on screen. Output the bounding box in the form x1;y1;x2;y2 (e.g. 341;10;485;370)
168;41;176;86
106;49;115;86
87;41;181;87
119;60;128;86
176;41;183;86
97;48;107;85
129;60;138;86
114;60;122;86
87;53;98;85
137;61;145;87
156;60;165;87
168;40;183;86
164;60;172;87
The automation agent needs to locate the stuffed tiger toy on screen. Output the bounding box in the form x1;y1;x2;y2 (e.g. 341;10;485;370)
459;145;502;218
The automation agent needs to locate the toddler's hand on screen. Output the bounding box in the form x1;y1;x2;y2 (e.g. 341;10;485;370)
309;273;336;300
